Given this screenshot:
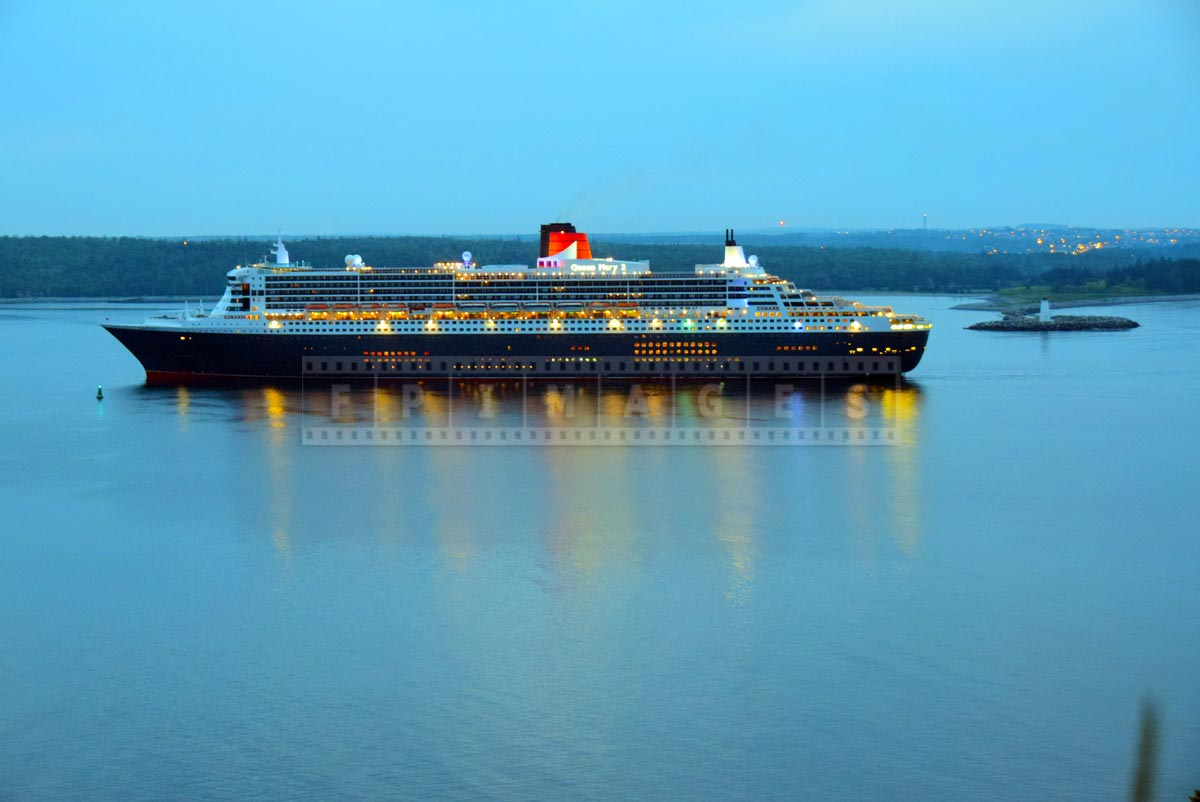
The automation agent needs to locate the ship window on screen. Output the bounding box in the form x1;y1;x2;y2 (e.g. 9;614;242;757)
827;362;834;370
604;362;611;370
858;362;864;371
753;362;759;370
619;362;626;370
873;362;879;371
842;362;849;371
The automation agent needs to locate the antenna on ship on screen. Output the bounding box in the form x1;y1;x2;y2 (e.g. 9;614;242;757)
271;229;289;266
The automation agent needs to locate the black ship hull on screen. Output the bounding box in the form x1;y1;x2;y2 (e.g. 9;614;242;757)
104;326;929;383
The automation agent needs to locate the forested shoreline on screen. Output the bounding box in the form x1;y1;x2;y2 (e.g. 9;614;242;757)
1;235;1197;298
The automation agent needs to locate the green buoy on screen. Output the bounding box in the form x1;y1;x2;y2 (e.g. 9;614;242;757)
96;385;104;401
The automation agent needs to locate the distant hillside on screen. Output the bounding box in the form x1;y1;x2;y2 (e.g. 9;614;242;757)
0;235;1197;299
610;225;1200;258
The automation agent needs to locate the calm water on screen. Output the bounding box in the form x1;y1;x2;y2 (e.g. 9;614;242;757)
2;296;1197;801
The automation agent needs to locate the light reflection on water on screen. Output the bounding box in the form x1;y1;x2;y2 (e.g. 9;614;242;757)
235;377;929;608
223;377;927;605
282;377;925;430
712;448;757;606
148;376;930;610
262;387;293;559
880;386;922;556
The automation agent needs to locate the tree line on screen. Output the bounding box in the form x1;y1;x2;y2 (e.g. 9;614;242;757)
0;234;1196;298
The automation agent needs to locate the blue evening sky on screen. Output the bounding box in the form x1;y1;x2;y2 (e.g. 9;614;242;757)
1;0;1197;235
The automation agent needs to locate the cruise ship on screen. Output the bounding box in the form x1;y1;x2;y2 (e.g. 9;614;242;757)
104;224;932;382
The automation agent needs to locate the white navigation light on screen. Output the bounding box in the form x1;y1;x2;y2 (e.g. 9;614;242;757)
462;251;472;267
748;255;759;267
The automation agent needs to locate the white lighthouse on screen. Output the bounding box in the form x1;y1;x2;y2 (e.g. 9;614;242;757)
1039;297;1051;323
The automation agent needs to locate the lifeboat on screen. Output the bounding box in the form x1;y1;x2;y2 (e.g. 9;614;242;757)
490;302;520;313
615;301;637;309
306;303;329;311
587;302;612;310
334;303;355;311
433;302;456;311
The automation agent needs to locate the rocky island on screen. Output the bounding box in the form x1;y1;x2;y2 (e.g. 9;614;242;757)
968;314;1139;332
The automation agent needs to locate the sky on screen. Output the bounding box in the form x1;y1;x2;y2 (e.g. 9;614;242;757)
1;0;1197;235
